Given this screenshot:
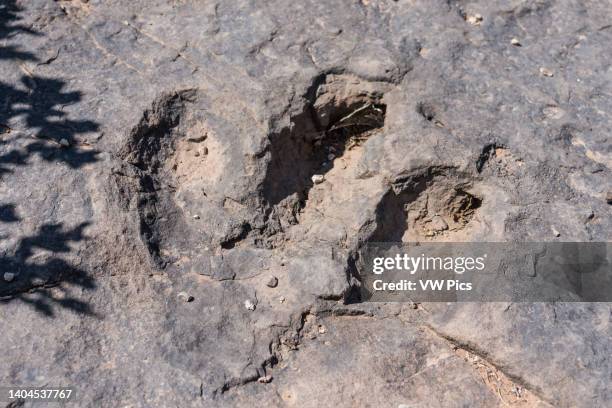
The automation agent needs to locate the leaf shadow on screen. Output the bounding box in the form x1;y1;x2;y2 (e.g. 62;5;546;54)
0;220;99;318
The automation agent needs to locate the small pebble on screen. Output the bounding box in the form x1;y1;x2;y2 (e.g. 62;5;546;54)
59;138;70;147
606;191;612;204
202;146;209;155
177;291;194;302
318;325;326;334
539;67;554;77
551;226;561;237
514;386;523;398
266;276;278;288
193;214;200;219
311;174;325;184
257;375;273;384
466;13;483;25
3;272;15;282
244;299;256;311
279;296;286;303
327;153;335;161
511;38;521;46
194;151;200;157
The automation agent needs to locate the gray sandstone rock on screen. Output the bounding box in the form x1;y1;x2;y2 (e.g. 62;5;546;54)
0;0;610;407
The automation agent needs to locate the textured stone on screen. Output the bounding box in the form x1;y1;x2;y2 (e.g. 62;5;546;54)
177;291;194;302
266;276;278;288
0;0;610;407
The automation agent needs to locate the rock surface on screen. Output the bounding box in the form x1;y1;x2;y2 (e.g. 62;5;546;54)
0;0;610;407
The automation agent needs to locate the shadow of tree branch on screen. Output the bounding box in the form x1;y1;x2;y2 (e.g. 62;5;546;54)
1;1;102;318
0;203;19;223
0;221;98;317
0;0;40;61
0;76;101;175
